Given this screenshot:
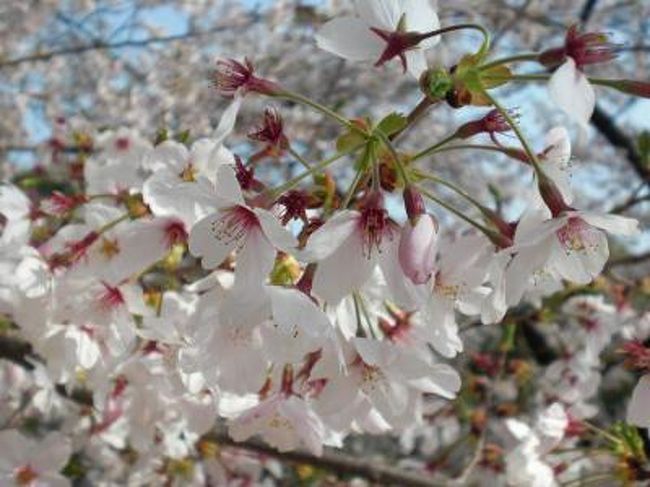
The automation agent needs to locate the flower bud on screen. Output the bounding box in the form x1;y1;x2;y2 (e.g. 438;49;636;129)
455;108;516;140
402;185;425;223
398;212;438;284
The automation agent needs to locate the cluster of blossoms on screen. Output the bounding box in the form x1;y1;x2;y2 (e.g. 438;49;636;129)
1;1;649;485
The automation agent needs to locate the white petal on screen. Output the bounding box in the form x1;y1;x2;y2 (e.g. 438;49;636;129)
213;95;243;144
627;375;650;427
268;286;330;338
254;208;297;253
214;164;244;205
408;363;461;400
144;140;188;172
404;0;440;47
315;17;384;61
302;210;359;261
188;211;238;269
312;231;375;305
233;225;275;292
548;58;596;129
405;49;428;79
580;212;639;236
355;0;401;30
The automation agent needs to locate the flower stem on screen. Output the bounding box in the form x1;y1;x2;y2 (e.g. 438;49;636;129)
269;144;363;198
277;91;353;129
479;53;540;71
411;133;459;162
287;145;311;170
416;185;498;238
414;169;486;211
417;23;491;58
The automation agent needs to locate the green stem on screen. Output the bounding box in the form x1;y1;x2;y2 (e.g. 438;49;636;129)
411;133;459;161
479;53;540;71
269;144;363;197
431;143;523;158
417;23;491;58
342;157;368;209
417;185;498;238
277;91;353;129
98;214;130;233
414;169;486;212
287;145;311;171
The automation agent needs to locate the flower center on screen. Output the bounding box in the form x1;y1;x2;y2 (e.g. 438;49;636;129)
14;465;38;486
210;206;258;249
556;217;597;253
359;204;391;258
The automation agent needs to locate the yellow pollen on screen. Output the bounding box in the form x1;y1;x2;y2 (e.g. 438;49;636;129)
99;237;120;260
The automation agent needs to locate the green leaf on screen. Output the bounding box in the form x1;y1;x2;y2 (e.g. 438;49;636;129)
336;130;366;153
376;112;408;137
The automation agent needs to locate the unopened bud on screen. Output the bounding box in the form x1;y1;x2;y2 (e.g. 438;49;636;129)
402;185;426;222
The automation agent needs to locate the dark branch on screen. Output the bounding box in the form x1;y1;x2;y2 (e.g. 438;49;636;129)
207;432;446;487
591;105;650;184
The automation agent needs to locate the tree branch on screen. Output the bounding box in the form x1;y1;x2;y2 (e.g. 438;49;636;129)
206;432;446;487
591;105;650;184
0;22;248;69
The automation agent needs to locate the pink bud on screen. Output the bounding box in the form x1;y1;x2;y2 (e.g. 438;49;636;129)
398;213;438;284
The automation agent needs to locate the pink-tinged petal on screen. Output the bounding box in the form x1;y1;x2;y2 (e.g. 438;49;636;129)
627;375;650;427
579;212;639;236
254;208;297;253
233;225;276;292
355;0;401;30
315;17;384;61
302;210;359;261
550;221;609;284
214;164;244;205
404;0;440;47
548;58;596;129
398;215;437;284
312;231;376;304
213;95;243;145
188;211;239;269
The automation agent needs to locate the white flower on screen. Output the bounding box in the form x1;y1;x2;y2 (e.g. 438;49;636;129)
189;165;296;293
0;430;72;487
316;0;440;78
304;193;415;307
